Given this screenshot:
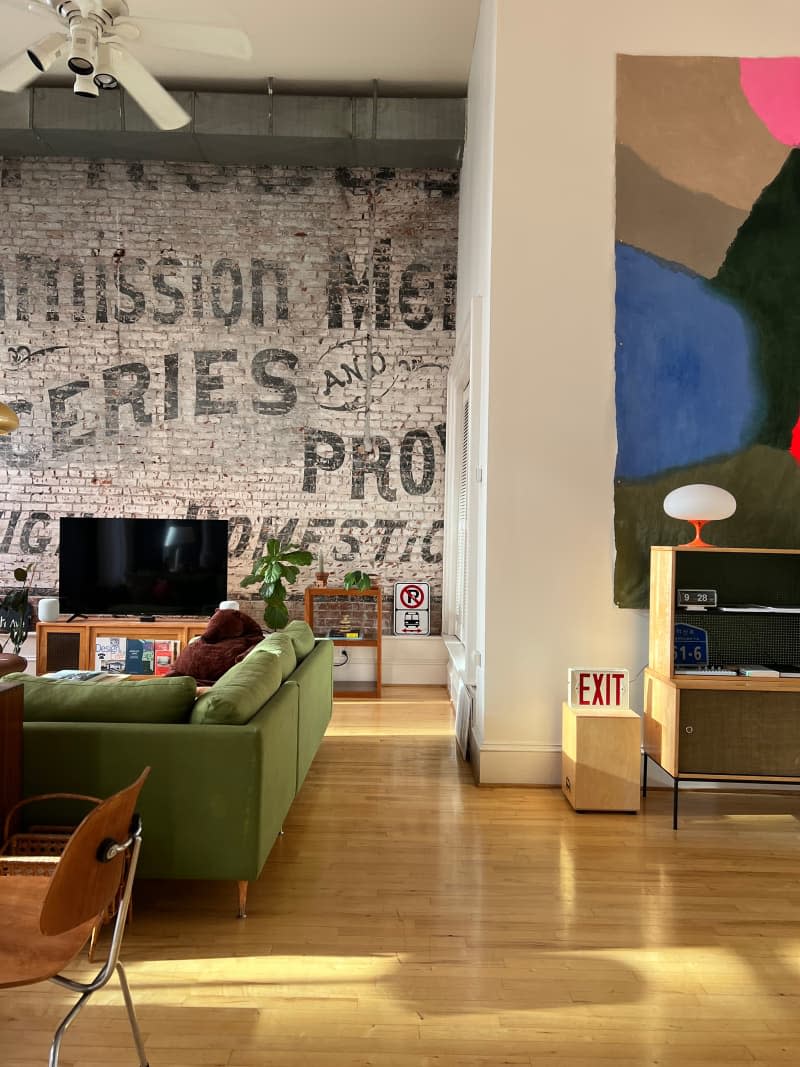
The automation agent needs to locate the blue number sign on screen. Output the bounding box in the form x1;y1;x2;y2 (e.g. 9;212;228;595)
674;623;709;667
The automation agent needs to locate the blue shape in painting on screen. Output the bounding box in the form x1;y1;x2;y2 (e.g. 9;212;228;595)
615;244;759;480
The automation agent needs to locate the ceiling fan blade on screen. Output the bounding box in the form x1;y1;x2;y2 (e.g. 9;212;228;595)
108;45;190;131
0;0;59;17
113;16;252;61
0;50;40;92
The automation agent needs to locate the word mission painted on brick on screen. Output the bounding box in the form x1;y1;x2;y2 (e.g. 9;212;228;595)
0;161;458;624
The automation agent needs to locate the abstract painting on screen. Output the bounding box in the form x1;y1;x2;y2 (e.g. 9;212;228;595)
615;55;800;606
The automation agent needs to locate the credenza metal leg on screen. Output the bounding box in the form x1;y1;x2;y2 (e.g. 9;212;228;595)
673;776;679;830
642;751;648;797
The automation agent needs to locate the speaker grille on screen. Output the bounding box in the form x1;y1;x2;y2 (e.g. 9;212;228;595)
45;632;80;672
675;610;800;668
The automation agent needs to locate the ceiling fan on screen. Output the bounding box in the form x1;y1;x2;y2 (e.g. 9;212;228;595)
0;0;252;130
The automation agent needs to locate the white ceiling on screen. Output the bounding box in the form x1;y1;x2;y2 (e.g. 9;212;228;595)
0;0;481;95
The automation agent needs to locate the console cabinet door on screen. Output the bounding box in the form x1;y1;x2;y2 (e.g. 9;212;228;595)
679;690;800;777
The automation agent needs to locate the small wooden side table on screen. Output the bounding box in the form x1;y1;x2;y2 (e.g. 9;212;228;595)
304;587;382;698
561;701;641;813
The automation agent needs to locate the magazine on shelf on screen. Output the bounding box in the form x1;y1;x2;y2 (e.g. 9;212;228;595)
124;639;155;675
154;640;180;675
94;636;127;672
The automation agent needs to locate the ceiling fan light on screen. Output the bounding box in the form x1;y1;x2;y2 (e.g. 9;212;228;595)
94;71;118;90
68;55;94;75
73;72;99;98
26;32;68;73
93;43;118;90
67;22;98;75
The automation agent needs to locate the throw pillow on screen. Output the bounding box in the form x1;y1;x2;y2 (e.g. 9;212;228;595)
190;650;283;725
283;620;316;660
245;633;297;679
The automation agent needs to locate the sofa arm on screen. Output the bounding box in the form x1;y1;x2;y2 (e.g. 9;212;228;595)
22;682;300;882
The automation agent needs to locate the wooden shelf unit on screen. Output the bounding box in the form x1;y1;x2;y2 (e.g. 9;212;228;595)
36;617;209;677
304;587;382;698
644;546;800;827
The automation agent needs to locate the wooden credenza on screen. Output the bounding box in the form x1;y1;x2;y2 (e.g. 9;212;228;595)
36;617;208;677
644;546;800;827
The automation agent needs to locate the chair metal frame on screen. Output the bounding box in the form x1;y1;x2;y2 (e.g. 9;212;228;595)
46;814;148;1067
0;770;150;1067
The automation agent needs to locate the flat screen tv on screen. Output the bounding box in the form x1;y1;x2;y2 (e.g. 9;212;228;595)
59;517;229;617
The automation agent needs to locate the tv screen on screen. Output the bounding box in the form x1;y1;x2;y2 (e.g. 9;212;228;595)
59;517;229;617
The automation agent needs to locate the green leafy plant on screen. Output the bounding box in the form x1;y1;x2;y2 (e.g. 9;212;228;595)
0;564;35;656
343;570;373;591
241;540;313;630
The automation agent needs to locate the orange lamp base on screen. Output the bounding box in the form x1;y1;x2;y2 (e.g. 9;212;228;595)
682;519;711;548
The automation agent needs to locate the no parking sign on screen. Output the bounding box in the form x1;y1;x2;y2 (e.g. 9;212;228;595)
394;582;430;635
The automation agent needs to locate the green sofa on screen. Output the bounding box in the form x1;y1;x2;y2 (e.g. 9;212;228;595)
12;621;333;916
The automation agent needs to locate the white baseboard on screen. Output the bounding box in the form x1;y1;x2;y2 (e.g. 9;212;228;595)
471;740;562;785
383;635;447;685
332;636;447;686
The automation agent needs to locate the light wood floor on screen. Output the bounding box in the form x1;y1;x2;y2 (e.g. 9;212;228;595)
4;685;800;1065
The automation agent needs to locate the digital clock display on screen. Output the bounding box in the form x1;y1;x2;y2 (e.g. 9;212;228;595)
677;588;717;608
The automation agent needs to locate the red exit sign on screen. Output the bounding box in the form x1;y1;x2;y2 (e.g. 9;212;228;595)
568;668;630;709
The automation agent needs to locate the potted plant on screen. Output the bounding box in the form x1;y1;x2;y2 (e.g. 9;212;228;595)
240;539;313;630
343;570;375;591
0;563;35;675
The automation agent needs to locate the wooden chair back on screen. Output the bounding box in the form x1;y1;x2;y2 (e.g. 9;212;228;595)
39;769;150;937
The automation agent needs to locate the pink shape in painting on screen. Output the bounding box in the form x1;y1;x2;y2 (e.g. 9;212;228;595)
740;58;800;146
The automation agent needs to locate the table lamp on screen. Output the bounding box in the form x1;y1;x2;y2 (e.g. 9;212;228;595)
663;484;736;547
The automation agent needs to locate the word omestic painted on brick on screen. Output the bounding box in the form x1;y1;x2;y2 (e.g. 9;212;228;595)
0;161;458;629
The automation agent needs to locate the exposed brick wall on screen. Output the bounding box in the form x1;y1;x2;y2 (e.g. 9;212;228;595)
0;159;457;632
307;593;381;639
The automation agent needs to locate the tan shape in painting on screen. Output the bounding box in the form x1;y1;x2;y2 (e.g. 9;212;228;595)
616;145;748;277
617;55;789;212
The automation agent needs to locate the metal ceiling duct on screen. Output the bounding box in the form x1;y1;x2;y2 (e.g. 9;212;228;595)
0;88;465;167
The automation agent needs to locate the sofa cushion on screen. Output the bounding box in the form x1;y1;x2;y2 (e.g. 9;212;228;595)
6;673;197;724
190;651;283;725
283;620;316;661
246;633;297;680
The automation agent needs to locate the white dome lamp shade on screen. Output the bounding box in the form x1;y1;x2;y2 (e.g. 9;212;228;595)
663;484;737;547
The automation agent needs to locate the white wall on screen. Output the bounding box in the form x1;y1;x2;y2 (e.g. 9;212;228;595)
461;0;800;783
453;0;497;746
